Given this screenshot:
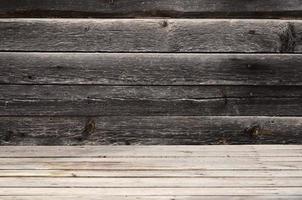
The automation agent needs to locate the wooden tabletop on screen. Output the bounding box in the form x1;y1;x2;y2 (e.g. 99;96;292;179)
0;145;301;199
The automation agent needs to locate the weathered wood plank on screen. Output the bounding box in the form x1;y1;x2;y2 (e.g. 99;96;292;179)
0;0;301;18
0;146;300;198
0;157;301;170
2;53;302;85
2;177;302;188
1;85;302;116
0;196;301;200
1;116;302;145
1;157;301;170
1;187;302;196
2;169;302;178
0;19;301;52
0;146;301;157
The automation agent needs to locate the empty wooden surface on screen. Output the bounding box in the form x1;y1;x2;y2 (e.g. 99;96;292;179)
0;19;301;52
0;145;301;199
0;0;301;18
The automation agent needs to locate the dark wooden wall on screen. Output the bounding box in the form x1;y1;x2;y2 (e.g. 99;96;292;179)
0;0;302;145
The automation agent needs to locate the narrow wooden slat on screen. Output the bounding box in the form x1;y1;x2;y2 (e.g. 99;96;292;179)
1;177;302;188
1;117;302;145
1;85;302;116
0;157;301;170
0;146;301;157
1;187;301;196
0;19;301;52
0;196;301;200
2;169;302;178
2;53;302;85
0;0;301;18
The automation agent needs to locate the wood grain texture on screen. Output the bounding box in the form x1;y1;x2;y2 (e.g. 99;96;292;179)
0;156;302;170
2;53;302;85
1;187;302;196
0;146;300;198
1;85;302;116
2;177;302;187
2;169;302;178
0;19;301;52
0;0;301;18
0;197;301;200
1;116;302;145
1;145;302;157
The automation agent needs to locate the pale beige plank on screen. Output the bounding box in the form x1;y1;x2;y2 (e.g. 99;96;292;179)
1;170;302;178
1;188;302;196
0;157;301;170
0;146;301;158
1;146;301;198
1;177;302;188
1;196;301;200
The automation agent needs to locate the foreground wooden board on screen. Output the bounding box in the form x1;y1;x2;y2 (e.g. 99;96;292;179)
1;117;302;145
1;188;302;196
0;157;301;170
1;145;301;157
0;0;301;18
2;169;302;178
1;197;302;200
1;85;302;116
0;146;301;198
2;177;302;187
0;19;301;52
2;53;302;85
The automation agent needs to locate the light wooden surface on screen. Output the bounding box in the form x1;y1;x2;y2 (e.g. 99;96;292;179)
0;145;301;199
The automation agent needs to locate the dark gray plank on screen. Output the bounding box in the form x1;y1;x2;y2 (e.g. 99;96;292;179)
1;116;302;145
2;53;302;85
1;85;302;116
0;19;301;52
0;0;301;18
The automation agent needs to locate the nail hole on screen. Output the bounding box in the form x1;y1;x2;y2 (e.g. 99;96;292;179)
248;30;256;34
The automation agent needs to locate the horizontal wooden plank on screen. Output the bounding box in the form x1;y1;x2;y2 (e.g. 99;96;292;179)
2;177;302;188
0;196;301;200
1;85;302;116
2;169;302;178
2;53;302;85
0;0;301;18
0;146;301;157
1;116;302;145
0;157;301;170
0;146;300;198
1;187;302;196
0;19;301;52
